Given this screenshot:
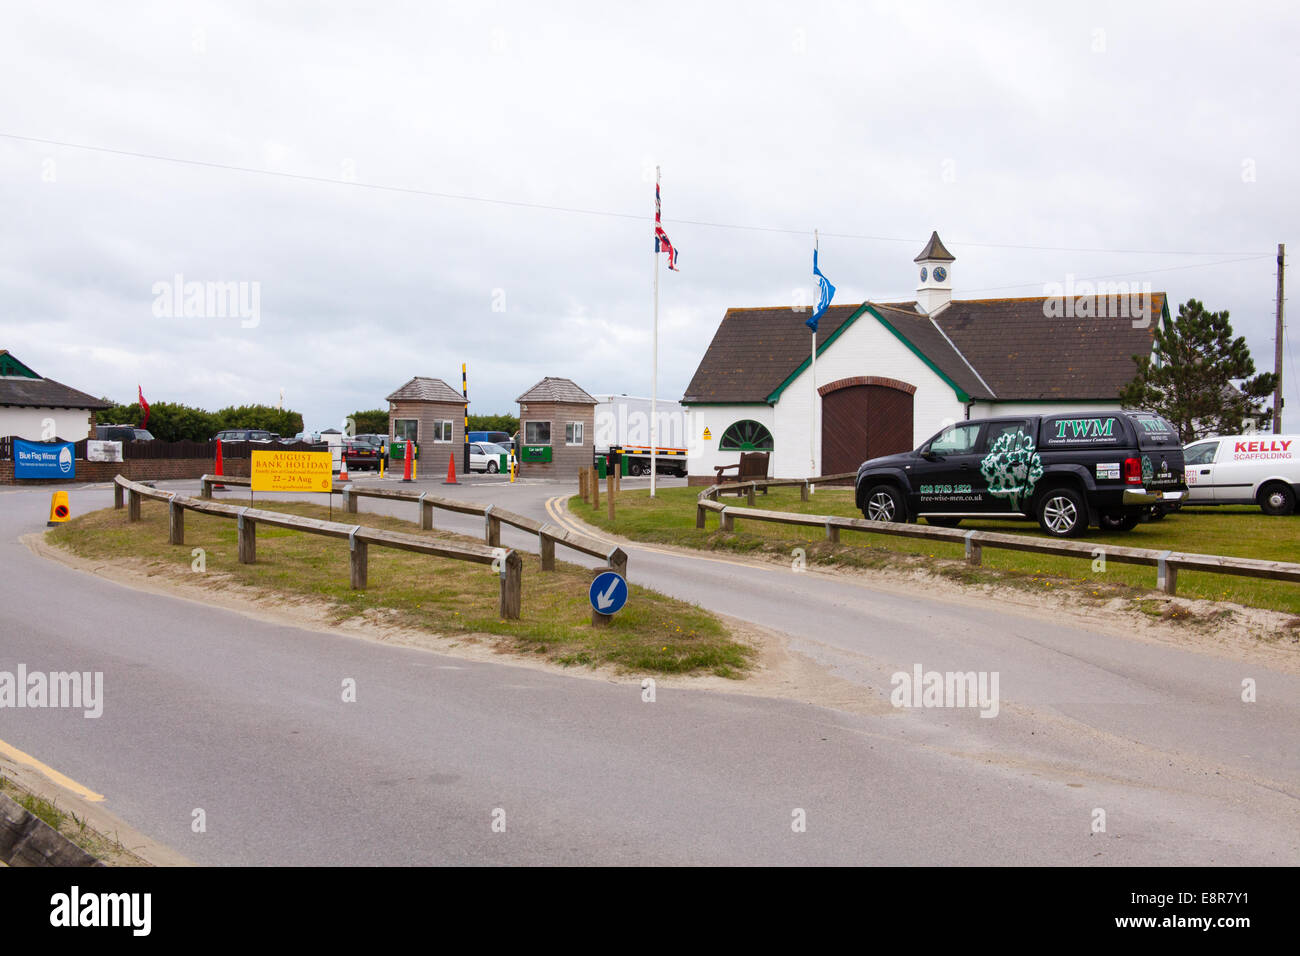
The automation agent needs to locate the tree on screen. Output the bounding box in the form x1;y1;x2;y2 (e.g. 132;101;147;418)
468;413;519;434
1119;298;1277;444
979;430;1043;511
349;409;389;435
97;400;303;441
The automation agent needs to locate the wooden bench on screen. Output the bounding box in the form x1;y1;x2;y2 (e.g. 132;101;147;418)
714;452;770;495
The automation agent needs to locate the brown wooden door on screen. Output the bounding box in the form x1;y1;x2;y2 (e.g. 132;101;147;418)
821;385;914;476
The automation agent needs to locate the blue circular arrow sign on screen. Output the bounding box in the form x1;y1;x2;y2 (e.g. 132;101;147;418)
589;571;628;616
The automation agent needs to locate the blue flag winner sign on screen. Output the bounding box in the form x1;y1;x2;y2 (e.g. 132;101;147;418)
14;440;75;479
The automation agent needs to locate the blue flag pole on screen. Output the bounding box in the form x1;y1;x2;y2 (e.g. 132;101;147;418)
810;230;818;475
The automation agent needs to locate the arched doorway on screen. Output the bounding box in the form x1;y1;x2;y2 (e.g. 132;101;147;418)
819;376;915;476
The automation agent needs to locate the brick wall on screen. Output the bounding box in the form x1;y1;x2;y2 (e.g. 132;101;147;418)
517;402;595;479
0;457;247;485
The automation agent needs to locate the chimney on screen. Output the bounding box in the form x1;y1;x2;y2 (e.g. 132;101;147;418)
914;231;955;314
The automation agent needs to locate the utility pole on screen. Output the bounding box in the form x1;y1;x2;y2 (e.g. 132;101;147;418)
1275;243;1286;433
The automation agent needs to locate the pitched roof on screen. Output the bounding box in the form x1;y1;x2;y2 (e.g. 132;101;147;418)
681;295;1164;405
385;376;464;404
0;351;111;409
681;304;862;404
933;293;1165;400
914;231;955;262
516;377;597;404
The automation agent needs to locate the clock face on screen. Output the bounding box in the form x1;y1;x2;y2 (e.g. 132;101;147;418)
933;266;947;282
919;266;928;282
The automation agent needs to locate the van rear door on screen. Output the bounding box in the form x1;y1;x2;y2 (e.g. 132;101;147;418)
1127;413;1186;491
1182;439;1221;501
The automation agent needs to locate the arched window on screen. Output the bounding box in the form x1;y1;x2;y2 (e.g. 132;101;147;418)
719;420;774;451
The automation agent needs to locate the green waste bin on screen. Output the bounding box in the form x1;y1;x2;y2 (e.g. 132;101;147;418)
596;457;607;479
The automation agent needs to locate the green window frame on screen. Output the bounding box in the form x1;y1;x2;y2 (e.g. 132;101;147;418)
719;420;774;451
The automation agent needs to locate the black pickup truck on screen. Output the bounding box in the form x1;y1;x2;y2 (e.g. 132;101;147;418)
854;410;1187;537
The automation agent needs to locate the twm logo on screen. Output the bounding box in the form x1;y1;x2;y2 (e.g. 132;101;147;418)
1053;418;1115;440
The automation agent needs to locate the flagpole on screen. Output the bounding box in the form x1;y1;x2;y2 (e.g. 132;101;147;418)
651;166;660;499
810;230;818;475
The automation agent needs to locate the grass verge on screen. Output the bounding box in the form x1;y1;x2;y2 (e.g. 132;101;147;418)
575;486;1300;616
0;774;145;865
47;500;751;677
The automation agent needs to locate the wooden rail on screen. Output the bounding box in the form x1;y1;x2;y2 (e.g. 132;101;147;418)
197;474;626;578
694;494;1300;597
117;475;523;617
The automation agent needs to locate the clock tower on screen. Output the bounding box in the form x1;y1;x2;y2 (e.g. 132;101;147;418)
914;231;955;314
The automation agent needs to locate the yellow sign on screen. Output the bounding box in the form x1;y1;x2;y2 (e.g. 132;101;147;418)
702;427;712;440
251;450;333;492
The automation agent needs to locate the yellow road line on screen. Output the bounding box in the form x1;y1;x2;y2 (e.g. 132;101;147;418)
545;495;774;572
0;737;105;802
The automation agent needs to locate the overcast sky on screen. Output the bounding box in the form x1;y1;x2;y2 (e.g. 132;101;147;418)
1;0;1295;432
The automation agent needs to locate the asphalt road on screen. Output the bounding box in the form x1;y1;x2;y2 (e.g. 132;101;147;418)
0;475;1296;865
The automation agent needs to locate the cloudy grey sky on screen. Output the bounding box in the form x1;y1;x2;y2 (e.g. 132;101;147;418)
1;0;1295;431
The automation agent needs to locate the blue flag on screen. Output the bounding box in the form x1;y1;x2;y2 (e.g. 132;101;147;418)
806;248;836;332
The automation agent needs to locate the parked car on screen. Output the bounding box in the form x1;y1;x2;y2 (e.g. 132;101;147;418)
94;424;154;442
469;442;510;473
468;430;513;451
341;439;379;471
854;410;1187;538
353;434;389;453
1182;433;1299;515
214;429;274;443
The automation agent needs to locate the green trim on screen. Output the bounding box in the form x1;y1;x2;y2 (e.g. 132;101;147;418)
764;304;972;404
0;351;40;379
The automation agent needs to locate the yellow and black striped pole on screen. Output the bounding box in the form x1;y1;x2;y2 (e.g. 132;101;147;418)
462;362;469;477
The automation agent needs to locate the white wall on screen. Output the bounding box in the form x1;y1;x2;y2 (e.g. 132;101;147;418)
684;404;775;478
0;406;94;441
772;312;966;477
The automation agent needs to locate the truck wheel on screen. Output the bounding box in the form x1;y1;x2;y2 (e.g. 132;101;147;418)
1037;487;1087;537
629;462;643;477
1099;512;1140;531
862;484;906;523
1258;482;1296;516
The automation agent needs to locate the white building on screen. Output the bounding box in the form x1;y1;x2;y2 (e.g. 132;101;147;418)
0;350;109;441
682;233;1167;482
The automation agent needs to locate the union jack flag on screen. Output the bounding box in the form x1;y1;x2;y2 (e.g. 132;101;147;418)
655;184;679;271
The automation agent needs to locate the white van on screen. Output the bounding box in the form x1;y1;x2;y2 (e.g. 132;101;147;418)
1183;434;1300;515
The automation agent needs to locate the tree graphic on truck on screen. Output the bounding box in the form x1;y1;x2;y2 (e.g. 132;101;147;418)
980;431;1044;511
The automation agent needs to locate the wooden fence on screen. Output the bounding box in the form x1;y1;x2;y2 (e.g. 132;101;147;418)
197;474;627;579
695;476;1300;597
114;475;524;617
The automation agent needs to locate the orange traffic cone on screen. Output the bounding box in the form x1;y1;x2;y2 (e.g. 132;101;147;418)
339;449;349;482
213;440;226;491
443;451;458;484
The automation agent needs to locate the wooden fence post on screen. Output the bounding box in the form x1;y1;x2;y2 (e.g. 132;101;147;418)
608;547;628;580
420;496;434;531
721;507;734;532
114;481;124;509
591;468;599;509
539;530;556;571
1157;552;1178;595
747;484;756;506
696;501;707;529
579;469;588;502
964;531;982;566
825;521;839;543
169;498;185;545
350;530;368;589
344;485;358;514
237;513;256;564
200;478;212;500
127;489;140;522
499;550;522;619
800;480;809;502
591;568;612;628
485;506;501;547
607;474;615;520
